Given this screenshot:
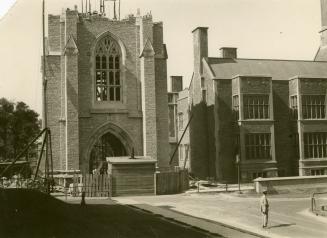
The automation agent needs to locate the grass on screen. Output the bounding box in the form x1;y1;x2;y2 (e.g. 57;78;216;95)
0;189;218;238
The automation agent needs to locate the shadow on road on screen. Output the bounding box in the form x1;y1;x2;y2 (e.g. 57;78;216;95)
268;223;296;229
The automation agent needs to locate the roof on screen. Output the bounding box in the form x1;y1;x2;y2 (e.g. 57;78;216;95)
106;156;156;164
206;58;327;80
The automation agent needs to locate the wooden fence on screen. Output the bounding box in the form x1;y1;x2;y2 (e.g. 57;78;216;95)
69;170;189;197
156;170;189;195
71;174;111;197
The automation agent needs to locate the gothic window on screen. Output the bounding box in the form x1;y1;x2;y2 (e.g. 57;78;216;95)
243;94;269;119
95;36;121;102
245;133;271;160
304;133;327;159
301;95;326;119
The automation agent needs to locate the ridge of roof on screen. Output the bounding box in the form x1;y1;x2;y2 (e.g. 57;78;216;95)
208;57;327;63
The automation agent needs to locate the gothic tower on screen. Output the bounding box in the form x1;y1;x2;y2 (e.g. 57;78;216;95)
44;8;169;177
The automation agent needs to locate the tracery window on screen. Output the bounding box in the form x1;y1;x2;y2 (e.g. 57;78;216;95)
95;36;121;102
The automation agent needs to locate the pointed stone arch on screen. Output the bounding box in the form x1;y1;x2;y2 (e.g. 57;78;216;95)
83;122;137;173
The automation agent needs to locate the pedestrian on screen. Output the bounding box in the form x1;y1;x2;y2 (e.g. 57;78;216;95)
260;190;269;228
81;191;86;207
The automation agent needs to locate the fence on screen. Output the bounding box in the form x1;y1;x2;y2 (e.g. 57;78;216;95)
71;174;112;197
156;169;189;195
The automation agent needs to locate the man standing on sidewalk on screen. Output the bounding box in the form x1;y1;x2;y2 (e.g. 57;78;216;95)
260;190;269;228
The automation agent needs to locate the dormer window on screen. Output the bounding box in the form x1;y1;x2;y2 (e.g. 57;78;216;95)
95;36;121;102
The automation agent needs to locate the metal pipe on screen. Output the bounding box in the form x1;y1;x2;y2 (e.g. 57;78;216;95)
42;0;47;130
118;0;120;20
238;163;240;192
34;130;48;181
169;114;193;165
48;130;54;181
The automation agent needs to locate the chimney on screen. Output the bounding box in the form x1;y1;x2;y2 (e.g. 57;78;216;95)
220;47;237;58
192;27;208;74
170;76;183;92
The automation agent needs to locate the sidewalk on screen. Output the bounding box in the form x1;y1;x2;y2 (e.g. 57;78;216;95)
128;203;268;238
113;192;327;238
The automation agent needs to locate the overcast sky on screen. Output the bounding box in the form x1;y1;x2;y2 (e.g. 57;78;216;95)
0;0;322;114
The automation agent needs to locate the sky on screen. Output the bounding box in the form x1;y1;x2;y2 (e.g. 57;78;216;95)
0;0;322;114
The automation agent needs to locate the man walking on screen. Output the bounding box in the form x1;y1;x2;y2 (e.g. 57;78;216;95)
260;190;269;228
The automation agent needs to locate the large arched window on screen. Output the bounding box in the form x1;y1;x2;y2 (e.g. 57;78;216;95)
95;36;121;102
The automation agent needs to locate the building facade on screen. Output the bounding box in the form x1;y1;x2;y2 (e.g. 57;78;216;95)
167;76;191;170
168;76;182;166
44;8;169;175
177;0;327;181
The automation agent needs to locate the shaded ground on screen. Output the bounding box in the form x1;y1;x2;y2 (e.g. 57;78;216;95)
0;189;220;238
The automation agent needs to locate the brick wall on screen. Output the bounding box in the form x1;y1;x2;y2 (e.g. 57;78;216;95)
48;15;60;52
155;57;169;167
177;89;190;170
215;79;235;181
45;56;61;170
65;10;79;171
272;80;296;175
153;22;169;167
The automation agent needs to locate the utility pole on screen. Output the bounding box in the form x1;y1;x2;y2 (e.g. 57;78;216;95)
42;0;50;194
236;154;241;193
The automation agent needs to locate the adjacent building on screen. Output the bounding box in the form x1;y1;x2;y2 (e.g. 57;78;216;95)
174;0;327;181
168;76;191;170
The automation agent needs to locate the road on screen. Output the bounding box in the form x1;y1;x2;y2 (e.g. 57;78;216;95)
114;192;327;238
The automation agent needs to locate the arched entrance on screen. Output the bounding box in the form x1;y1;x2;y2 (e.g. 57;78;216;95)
84;122;137;174
89;132;127;174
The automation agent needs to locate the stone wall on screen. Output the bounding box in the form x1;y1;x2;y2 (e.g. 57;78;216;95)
254;176;327;194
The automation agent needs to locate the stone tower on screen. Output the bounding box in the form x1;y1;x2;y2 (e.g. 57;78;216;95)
44;8;169;177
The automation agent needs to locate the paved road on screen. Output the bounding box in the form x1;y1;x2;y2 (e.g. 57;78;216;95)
113;192;327;238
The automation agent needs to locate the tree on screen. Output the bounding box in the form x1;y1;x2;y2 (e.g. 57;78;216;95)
0;98;40;161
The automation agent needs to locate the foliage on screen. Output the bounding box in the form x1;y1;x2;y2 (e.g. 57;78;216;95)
0;98;40;161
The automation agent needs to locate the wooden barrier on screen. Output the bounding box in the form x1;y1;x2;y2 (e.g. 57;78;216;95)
72;174;111;197
107;157;157;196
70;168;189;197
156;170;189;195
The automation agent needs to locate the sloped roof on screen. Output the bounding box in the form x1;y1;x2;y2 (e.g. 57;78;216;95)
206;58;327;80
